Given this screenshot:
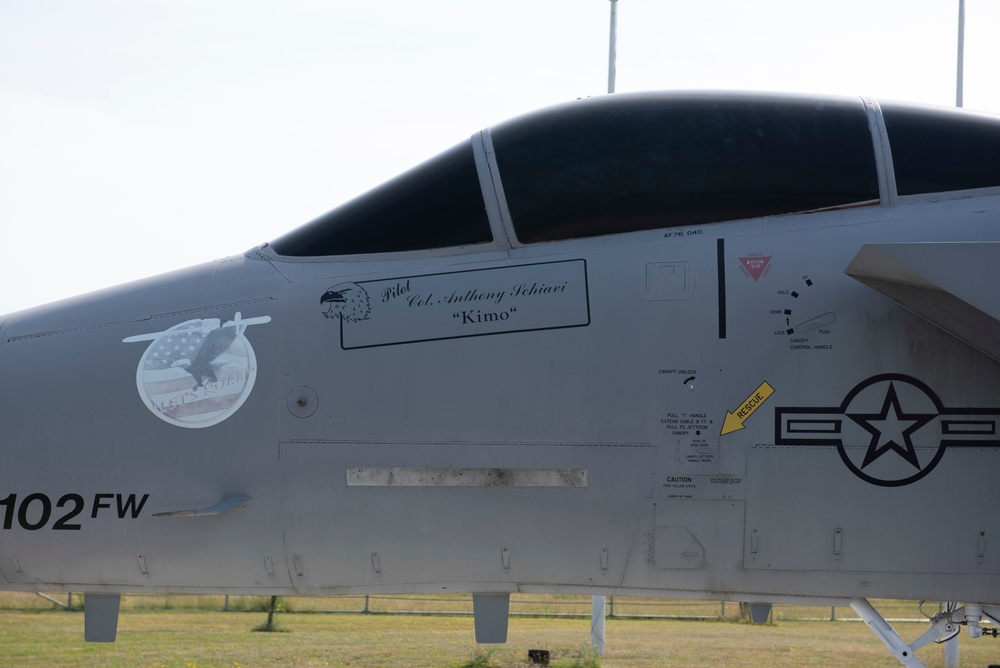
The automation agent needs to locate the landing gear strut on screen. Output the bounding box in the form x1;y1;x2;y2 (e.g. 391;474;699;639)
852;598;1000;667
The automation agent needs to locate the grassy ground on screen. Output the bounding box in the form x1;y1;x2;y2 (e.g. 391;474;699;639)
0;607;998;668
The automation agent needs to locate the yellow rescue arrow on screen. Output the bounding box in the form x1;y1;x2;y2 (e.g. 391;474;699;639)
721;381;775;435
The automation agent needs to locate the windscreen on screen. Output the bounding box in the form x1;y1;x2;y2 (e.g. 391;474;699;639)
270;140;492;256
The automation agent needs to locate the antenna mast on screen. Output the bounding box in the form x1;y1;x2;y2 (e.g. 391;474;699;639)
957;0;965;107
608;0;618;94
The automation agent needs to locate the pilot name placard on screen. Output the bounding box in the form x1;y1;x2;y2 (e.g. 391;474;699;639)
338;260;590;349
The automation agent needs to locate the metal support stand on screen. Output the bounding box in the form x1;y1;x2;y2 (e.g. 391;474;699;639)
265;595;278;630
36;592;70;609
851;598;971;668
851;598;926;667
591;596;606;655
943;633;959;668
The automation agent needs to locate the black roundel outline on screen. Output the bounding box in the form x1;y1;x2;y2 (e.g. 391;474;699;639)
775;373;1000;487
834;374;945;487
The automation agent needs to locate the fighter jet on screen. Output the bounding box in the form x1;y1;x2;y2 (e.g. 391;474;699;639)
1;92;999;665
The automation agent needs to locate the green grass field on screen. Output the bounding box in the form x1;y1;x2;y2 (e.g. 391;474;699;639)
0;595;997;667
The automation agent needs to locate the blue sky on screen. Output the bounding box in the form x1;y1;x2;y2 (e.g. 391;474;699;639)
2;0;997;314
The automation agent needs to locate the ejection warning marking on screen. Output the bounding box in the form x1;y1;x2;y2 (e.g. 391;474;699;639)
738;255;771;282
721;381;775;435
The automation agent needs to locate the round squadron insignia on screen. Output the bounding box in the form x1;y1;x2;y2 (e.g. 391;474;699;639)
123;312;271;428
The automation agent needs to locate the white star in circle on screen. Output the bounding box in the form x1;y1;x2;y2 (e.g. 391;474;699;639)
847;383;935;470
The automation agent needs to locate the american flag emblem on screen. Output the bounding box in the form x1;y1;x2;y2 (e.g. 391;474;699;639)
123;312;271;429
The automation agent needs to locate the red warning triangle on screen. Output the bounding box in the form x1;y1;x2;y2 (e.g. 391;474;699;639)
739;256;771;281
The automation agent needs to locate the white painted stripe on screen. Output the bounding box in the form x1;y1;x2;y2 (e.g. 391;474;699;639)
346;467;588;488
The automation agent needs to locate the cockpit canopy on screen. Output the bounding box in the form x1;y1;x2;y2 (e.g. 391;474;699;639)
268;92;1000;257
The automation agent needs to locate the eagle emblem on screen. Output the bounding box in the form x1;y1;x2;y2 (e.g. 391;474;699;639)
321;283;371;322
124;312;271;429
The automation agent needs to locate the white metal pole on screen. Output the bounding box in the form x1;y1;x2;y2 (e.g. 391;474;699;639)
608;0;618;94
850;598;926;667
957;0;965;107
943;633;959;668
591;595;606;655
